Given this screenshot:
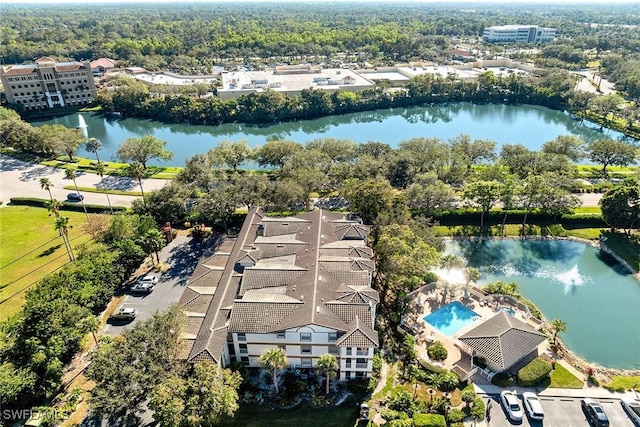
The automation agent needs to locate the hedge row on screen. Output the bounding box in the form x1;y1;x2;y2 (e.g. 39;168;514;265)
421;209;606;227
517;357;553;386
9;197;127;213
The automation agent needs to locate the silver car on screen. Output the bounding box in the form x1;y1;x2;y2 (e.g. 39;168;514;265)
500;390;524;422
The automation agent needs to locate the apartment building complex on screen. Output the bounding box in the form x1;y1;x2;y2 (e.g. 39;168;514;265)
0;57;97;111
179;208;379;381
482;25;556;43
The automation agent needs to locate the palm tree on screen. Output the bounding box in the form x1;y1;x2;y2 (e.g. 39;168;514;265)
439;254;464;300
258;347;288;394
127;162;147;207
550;319;567;344
40;177;54;201
80;315;100;346
316;354;338;395
94;163;113;214
462;267;481;298
140;229;165;265
45;198;63;218
64;168;89;221
86;137;103;165
54;216;74;262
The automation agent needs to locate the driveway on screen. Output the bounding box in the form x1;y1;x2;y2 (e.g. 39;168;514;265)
0;154;168;207
103;235;205;336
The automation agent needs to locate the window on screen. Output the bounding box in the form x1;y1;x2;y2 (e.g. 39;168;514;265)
301;358;312;367
301;345;311;354
345;348;353;356
345;359;352;368
276;331;286;339
300;332;311;342
329;346;338;355
328;332;337;342
240;356;249;365
356;358;367;368
356;348;368;356
237;333;246;341
239;344;248;354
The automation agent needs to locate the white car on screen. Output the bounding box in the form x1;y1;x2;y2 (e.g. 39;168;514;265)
622;398;640;427
500;390;524;422
139;274;158;285
522;392;544;420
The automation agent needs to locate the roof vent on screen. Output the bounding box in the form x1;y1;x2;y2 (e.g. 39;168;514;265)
316;305;320;313
300;295;304;300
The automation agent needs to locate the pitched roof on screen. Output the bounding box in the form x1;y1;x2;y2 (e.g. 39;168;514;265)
90;58;116;68
458;312;547;371
336;316;379;348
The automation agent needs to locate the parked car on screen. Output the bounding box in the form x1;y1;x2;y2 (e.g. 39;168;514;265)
67;192;84;201
500;390;523;422
109;307;137;321
622;398;640;426
582;398;610;427
138;274;158;285
522;392;544;420
130;281;155;295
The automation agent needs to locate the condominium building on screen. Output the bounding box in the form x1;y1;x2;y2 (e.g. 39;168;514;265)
0;56;97;111
179;208;379;381
482;25;556;43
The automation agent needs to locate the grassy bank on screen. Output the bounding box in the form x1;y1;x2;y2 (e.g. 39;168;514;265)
0;206;93;320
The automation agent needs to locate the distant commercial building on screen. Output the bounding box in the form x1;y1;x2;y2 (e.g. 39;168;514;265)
483;25;556;43
0;56;97;111
89;57;117;76
217;66;374;100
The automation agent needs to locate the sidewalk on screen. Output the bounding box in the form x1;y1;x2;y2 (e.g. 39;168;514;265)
473;382;638;401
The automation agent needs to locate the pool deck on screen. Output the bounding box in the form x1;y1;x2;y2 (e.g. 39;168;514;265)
401;284;548;380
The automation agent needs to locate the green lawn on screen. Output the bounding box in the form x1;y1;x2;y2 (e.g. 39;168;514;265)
219;397;361;427
603;375;640;392
0;206;93;320
548;364;584;389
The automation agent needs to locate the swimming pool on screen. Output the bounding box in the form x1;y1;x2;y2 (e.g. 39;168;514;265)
497;306;516;316
423;301;480;336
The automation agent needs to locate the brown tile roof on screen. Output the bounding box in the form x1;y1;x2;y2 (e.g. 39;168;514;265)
458;312;547;372
90;58;116;68
336;316;379;348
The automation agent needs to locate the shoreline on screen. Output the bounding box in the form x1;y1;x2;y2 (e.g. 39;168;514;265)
444;235;640;378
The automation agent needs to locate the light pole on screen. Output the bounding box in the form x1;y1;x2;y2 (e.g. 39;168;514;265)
413;382;420;401
427;388;436;409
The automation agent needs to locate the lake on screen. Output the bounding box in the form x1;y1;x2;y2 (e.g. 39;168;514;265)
32;103;629;167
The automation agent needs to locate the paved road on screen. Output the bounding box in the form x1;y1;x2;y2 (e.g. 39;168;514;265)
104;235;205;336
0;154;169;207
476;395;636;427
1;154;603;208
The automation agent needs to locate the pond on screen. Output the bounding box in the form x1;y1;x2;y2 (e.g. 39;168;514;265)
32;103;630;167
446;238;640;370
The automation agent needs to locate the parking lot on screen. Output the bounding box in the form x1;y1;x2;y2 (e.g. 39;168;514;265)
483;394;636;427
103;235;206;336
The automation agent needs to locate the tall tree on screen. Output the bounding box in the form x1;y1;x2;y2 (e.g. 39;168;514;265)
150;361;242;427
315;354;338;395
116;135;173;169
139;229;165;265
462;180;502;229
46;198;63;219
86;137;103;165
588;139;638;177
39;177;54;201
64;168;89;221
258;347;288;394
542;135;586;162
254;139;303;170
126;162;148;208
208;140;252;172
550;319;567;345
54;216;74;262
600;181;640;234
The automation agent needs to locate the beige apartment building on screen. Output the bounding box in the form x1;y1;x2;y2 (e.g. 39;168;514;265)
0;56;97;111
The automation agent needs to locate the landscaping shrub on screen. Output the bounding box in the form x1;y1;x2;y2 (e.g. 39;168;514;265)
447;408;466;423
380;409;405;421
517;357;553;386
428;341;448;361
387;389;414;413
436;372;459;392
389;419;413;427
491;372;514;386
413;413;446;427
